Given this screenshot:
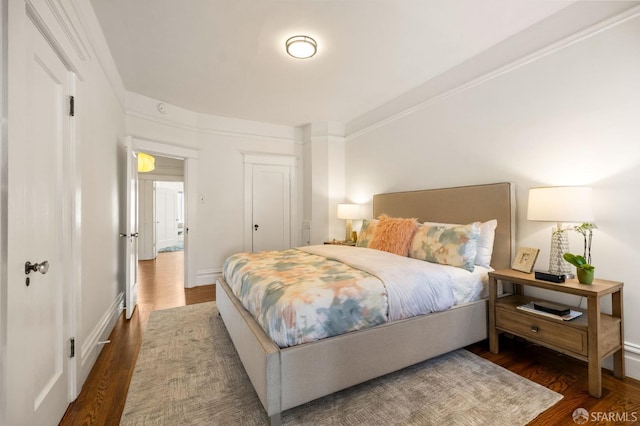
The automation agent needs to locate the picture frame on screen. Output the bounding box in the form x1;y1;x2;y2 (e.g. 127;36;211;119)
512;247;540;273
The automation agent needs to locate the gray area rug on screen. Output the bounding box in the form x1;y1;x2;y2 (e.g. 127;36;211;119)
157;242;183;253
121;302;562;425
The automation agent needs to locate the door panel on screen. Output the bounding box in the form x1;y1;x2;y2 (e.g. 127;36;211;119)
252;165;290;252
138;180;156;260
155;187;178;250
7;18;71;424
125;145;139;320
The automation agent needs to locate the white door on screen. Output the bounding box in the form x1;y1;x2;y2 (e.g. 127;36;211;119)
124;145;139;319
252;165;291;252
155;186;178;250
138;180;157;260
6;18;72;424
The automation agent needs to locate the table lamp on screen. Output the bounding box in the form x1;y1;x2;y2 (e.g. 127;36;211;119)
527;186;593;277
337;203;360;242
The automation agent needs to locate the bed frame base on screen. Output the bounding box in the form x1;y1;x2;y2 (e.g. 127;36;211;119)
217;277;488;421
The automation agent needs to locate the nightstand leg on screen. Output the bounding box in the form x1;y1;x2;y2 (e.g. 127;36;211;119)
612;289;625;379
489;276;499;353
587;295;602;398
514;283;524;296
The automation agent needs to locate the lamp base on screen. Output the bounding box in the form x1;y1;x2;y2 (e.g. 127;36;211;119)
345;219;353;242
549;228;574;277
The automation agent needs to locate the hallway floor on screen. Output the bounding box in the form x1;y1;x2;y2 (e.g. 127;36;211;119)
60;252;215;425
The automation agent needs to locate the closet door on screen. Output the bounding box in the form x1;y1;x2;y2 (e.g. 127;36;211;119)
6;17;72;425
251;165;291;252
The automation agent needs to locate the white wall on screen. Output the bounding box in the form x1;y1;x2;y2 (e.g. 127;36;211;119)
67;0;128;388
76;53;126;384
125;92;303;284
345;13;640;378
0;0;8;421
303;122;348;244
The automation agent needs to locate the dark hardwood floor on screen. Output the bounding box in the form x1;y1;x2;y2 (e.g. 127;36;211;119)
467;337;640;425
60;254;640;425
60;252;215;426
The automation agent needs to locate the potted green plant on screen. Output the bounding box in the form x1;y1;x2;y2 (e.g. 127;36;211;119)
563;253;595;284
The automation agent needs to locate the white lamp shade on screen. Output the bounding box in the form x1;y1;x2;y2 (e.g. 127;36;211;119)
337;203;360;220
527;186;593;223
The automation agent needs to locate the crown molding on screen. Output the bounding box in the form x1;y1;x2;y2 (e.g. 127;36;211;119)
346;3;640;141
126;91;303;144
65;0;126;110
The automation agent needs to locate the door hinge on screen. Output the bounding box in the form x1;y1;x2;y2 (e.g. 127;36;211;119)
70;337;75;358
69;96;75;117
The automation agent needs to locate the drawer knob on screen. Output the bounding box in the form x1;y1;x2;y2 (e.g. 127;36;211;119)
530;326;539;333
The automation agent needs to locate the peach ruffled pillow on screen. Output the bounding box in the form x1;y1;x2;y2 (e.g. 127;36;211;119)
369;215;418;256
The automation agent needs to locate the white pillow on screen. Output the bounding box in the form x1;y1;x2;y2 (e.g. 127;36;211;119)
422;219;497;268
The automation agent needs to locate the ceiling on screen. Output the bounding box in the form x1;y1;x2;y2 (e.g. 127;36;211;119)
90;0;574;128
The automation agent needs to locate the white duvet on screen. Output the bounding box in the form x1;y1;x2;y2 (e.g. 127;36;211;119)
299;245;483;321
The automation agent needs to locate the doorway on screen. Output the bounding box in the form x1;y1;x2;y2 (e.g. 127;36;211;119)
138;156;185;291
128;136;198;288
155;181;185;254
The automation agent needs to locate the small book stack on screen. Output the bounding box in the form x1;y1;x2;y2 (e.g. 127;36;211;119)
517;301;582;321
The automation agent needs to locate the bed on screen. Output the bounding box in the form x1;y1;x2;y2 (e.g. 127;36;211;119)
216;182;515;425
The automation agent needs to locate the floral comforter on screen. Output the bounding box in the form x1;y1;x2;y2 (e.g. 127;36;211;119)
222;245;456;347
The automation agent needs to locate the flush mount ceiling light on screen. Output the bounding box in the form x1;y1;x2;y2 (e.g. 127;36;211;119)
285;35;317;59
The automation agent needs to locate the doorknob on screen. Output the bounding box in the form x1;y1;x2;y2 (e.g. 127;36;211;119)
119;233;128;238
254;224;259;231
25;260;49;275
131;232;139;237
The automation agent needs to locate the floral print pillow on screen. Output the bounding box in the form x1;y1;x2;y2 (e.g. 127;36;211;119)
356;219;378;247
409;222;481;271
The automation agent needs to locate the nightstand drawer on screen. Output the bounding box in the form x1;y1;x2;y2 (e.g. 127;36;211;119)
496;307;587;356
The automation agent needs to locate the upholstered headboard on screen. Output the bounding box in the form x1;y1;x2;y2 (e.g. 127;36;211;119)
372;182;515;270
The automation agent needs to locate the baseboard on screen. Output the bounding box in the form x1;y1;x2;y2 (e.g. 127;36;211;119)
624;342;640;381
77;292;124;387
196;268;222;286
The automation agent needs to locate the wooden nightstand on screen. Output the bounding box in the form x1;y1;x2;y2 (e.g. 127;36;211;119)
323;240;356;246
488;269;624;398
